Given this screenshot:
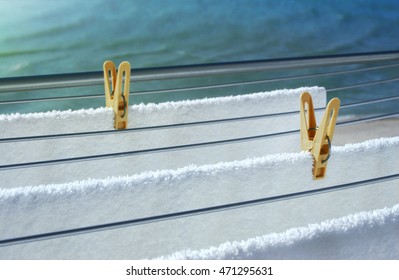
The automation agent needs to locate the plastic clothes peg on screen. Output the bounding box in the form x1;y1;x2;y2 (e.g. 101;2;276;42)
300;92;340;179
103;61;131;129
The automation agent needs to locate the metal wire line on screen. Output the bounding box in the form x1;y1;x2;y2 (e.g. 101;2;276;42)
0;112;398;171
1;62;399;105
1;50;399;94
329;76;399;92
1;94;399;143
0;172;397;248
133;63;399;96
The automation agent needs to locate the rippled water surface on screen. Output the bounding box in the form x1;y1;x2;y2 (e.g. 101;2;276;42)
0;0;398;113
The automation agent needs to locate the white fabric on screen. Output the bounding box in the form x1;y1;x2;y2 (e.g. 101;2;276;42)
0;137;398;259
0;87;325;188
160;204;399;260
0;87;325;137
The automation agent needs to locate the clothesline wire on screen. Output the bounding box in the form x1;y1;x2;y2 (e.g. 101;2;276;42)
134;64;399;96
0;172;397;248
0;112;398;171
1;63;399;105
328;76;399;92
1;50;399;93
1;94;399;144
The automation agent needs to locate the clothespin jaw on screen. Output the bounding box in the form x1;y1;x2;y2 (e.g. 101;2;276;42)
103;61;131;129
300;92;340;179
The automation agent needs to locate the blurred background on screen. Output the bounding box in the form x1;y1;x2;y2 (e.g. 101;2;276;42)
0;0;399;114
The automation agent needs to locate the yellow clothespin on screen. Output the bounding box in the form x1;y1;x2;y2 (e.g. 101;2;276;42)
103;60;131;129
300;92;340;179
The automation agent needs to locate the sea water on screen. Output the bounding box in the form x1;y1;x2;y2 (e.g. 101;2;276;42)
0;0;399;114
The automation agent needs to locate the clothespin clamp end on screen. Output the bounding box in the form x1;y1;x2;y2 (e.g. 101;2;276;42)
103;60;131;130
300;92;340;180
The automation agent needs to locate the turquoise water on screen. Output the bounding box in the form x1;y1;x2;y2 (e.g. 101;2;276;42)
1;0;399;114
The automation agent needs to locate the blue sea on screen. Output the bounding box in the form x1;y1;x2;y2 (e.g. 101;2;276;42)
0;0;399;115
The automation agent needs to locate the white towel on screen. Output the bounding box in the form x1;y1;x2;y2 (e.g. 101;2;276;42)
0;86;325;137
0;137;397;259
0;87;326;187
159;203;399;260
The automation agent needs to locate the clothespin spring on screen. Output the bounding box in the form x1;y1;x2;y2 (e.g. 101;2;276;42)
308;126;331;164
120;94;127;118
321;135;331;163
